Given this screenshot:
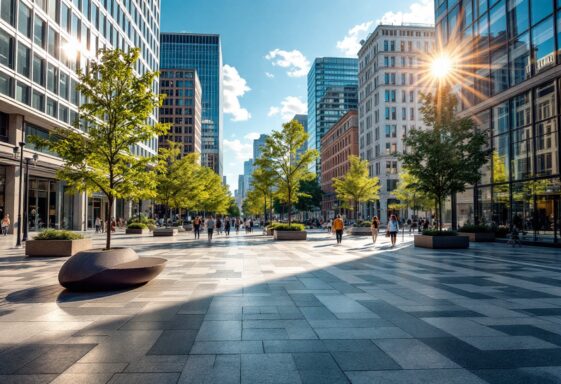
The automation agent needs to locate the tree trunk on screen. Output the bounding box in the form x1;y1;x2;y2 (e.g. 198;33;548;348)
106;196;114;250
438;198;443;232
355;201;359;221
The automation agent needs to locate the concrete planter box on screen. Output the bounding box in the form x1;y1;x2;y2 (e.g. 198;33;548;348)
153;228;178;237
183;224;193;231
348;227;372;236
125;228;149;235
458;232;496;242
414;235;469;249
274;230;307;241
26;238;93;257
264;228;274;236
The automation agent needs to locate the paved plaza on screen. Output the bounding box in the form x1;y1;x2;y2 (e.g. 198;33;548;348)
1;230;561;383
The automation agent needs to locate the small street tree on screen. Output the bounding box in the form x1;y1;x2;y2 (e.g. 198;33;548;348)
250;165;276;222
30;48;167;249
195;167;231;215
227;197;241;218
295;179;322;218
400;88;490;231
391;171;432;218
256;120;318;226
332;155;380;220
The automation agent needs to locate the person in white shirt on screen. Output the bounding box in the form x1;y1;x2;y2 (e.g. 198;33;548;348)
387;214;399;247
206;217;216;243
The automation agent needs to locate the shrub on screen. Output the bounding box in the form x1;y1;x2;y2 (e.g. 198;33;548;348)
147;224;156;232
270;223;305;231
422;229;458;236
34;229;84;241
127;222;147;230
354;221;372;228
459;224;494;233
127;214;155;226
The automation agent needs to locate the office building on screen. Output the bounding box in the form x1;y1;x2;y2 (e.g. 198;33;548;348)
159;68;202;157
358;24;435;221
436;0;561;245
160;32;223;174
0;0;161;232
320;110;359;219
307;58;358;174
243;159;253;198
253;133;268;161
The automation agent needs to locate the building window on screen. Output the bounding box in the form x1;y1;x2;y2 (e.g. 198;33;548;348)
0;28;13;68
32;55;45;86
15;81;30;105
0;71;12;96
16;43;30;78
0;112;8;142
509;32;530;85
46;97;57;118
33;16;46;48
18;3;32;38
0;0;14;26
32;90;44;111
530;0;553;26
47;63;57;94
531;17;555;74
508;0;529;39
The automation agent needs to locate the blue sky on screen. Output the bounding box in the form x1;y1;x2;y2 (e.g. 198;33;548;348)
161;0;434;193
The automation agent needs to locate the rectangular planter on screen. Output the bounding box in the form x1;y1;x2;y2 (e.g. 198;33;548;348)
414;235;469;249
183;224;193;231
264;228;274;236
26;238;92;257
126;228;149;235
458;232;496;242
347;227;372;236
274;230;307;241
153;228;178;237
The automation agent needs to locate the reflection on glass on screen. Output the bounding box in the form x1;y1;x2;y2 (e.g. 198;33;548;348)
511;91;531;129
509;32;530;85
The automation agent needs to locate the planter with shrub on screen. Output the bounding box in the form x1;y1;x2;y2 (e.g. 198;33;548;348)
26;229;92;257
458;224;495;242
153;227;178;237
414;230;469;249
272;223;307;241
348;221;373;236
126;222;149;235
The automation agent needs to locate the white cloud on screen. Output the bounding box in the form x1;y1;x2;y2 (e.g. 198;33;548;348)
268;96;307;121
244;132;260;141
223;139;253;162
336;21;373;57
265;49;310;78
265;72;275;78
223;64;251;122
377;0;435;25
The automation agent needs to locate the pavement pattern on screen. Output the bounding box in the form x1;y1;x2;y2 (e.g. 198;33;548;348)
1;229;561;383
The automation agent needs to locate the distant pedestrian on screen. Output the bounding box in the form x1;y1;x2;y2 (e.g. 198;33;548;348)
250;219;254;233
332;214;344;244
235;218;240;234
508;225;522;247
206;216;215;243
225;217;231;236
1;214;10;236
193;216;201;239
387;214;399;247
371;216;379;244
216;217;222;235
95;217;101;233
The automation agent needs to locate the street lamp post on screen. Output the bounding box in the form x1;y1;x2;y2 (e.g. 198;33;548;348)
15;141;25;247
22;154;38;242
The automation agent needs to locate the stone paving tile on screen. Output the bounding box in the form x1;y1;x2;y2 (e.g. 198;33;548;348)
3;231;561;383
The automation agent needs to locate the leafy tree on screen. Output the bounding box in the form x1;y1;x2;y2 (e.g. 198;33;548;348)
391;171;432;218
227;197;241;218
332;155;380;219
155;141;201;223
400;88;490;231
255;120;318;226
295;178;322;213
29;48;167;249
242;189;266;217
250;165;276;222
195;167;230;215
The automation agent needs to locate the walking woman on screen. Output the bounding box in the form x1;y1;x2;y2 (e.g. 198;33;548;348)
206;216;215;243
193;216;201;239
371;216;379;244
224;216;231;236
1;214;10;236
235;218;240;234
387;214;399;247
332;214;344;244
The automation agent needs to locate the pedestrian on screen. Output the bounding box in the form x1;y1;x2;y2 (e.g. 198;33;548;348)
250;219;254;233
332;214;344;244
95;216;101;233
225;216;231;236
235;218;240;234
387;214;399;247
216;217;222;235
206;216;215;243
508;225;522;247
1;214;10;236
193;216;201;239
407;218;412;234
371;216;379;244
111;217;116;232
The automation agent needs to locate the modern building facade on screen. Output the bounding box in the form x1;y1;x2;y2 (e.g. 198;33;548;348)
160;33;223;175
159;68;202;158
358;24;435;221
252;133;268;161
436;0;561;245
0;0;161;233
243;159;253;199
320;110;359;219
307;58;358;174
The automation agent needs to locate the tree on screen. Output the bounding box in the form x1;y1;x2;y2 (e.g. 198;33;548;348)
227;197;241;218
255;120;318;226
332;156;380;220
242;189;267;217
295;178;322;214
250;165;276;222
194;167;230;215
391;171;432;218
30;48;168;249
400;88;490;231
155;141;201;223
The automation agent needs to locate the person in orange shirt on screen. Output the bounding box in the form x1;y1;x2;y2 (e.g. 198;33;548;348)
332;215;345;244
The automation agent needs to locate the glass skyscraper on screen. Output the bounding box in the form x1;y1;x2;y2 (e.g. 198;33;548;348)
160;33;223;175
436;0;561;245
0;0;160;232
307;58;358;174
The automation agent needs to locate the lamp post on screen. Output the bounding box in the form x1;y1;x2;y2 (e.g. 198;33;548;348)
22;154;38;242
15;141;25;247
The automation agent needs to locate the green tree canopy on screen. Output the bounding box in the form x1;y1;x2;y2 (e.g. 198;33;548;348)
255;119;318;226
250;165;277;222
391;171;432;217
400;87;490;230
227;197;241;218
332;155;380;218
30;48;168;249
194;167;231;215
295;178;323;213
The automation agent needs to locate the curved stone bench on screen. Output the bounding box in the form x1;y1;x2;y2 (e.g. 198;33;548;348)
58;248;166;291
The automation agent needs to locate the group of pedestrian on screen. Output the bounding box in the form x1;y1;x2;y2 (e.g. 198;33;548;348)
191;216;252;243
94;217;117;233
331;214;400;247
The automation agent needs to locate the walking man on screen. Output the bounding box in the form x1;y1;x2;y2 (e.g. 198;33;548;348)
387;214;399;248
206;216;215;243
224;217;231;236
332;214;344;245
193;216;201;239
